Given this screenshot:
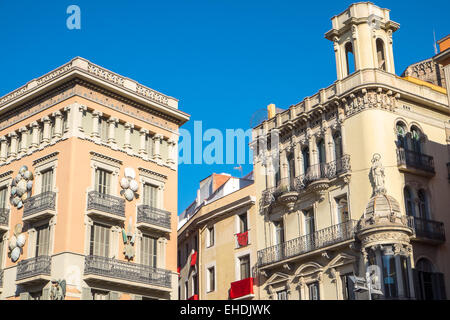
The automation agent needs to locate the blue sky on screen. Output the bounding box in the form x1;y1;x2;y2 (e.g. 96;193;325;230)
0;0;449;214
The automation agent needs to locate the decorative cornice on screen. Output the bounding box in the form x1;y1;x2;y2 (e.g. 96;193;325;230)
0;170;13;179
138;167;168;180
32;152;59;166
89;151;123;165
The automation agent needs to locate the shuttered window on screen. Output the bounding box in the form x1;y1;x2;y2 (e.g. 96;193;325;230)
140;234;157;267
41;169;53;193
0;237;4;269
89;223;110;257
95;169;111;195
0;186;7;209
239;255;250;280
143;183;158;207
35;224;50;257
308;282;320;300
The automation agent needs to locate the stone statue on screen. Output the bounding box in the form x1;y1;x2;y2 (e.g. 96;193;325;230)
370;154;386;195
122;217;136;261
50;279;66;300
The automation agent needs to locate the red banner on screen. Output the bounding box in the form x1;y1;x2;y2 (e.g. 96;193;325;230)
188;294;199;300
229;277;254;300
237;231;248;247
190;251;198;267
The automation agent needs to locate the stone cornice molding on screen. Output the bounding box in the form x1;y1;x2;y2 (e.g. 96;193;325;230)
138;167;168;181
89;151;123;166
0;170;13;180
32;151;59;166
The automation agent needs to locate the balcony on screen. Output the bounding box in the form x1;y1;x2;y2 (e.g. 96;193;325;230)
16;255;51;285
86;191;125;222
229;277;255;300
84;255;171;291
257;220;357;268
407;216;445;244
0;208;9;231
261;155;351;207
396;148;435;177
136;205;171;233
23;192;56;222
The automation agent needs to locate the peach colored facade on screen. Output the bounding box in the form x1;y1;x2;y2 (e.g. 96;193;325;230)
0;57;189;300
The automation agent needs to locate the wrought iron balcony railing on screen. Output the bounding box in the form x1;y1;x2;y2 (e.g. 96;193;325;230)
261;155;351;207
0;207;9;227
407;216;445;242
23;192;56;218
257;220;357;267
396;148;435;173
137;205;171;229
16;255;51;281
87;191;125;217
84;255;171;288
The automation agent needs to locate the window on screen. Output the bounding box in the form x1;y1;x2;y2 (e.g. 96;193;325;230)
396;123;407;149
192;273;198;295
35;223;50;256
277;290;288;300
342;274;355;300
140;234;157;267
336;197;349;223
317;139;326;164
239;213;248;233
274;220;284;245
273;156;281;187
304;210;315;235
95;168;111;194
184;281;189;299
417;189;429;220
89;223;110;257
376;39;386;71
345;42;355;76
404;187;415;217
287;152;295;188
41;169;53;193
381;253;398;298
194;235;198;252
302;147;310;174
411;127;422;153
207;226;214;247
239;255;250;280
207;266;215;292
0;186;7;209
0;236;4;270
308;282;320;300
143;183;158;207
400;256;411;298
333;131;343;161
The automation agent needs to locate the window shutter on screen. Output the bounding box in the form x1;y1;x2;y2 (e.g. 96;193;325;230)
81;287;93;300
20;292;30;300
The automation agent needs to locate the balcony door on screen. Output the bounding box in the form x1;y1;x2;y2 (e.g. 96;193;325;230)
89;223;110;257
35;223;50;257
95;168;111;195
304;210;315;251
41;169;53;193
140;234;157;268
274;220;285;260
0;186;7;209
239;254;251;280
143;183;158;207
302;147;310;176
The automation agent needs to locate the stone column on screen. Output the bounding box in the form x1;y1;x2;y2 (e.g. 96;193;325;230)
394;254;405;297
42;116;51;144
153;134;163;160
53;111;63;139
406;247;415;299
8;131;18;158
63;106;72;136
19;127;28;155
107;117;118;147
167;139;176;165
0;137;7;162
91;111;102;139
124;122;134;153
139;128;148;157
31;121;40;149
77;105;87;135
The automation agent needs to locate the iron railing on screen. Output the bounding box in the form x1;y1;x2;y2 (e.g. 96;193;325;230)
137;205;171;229
16;255;51;281
407;216;445;242
261;155;351;206
397;148;435;173
87;191;125;217
23;192;56;218
0;207;9;226
257;220;357;267
84;255;171;288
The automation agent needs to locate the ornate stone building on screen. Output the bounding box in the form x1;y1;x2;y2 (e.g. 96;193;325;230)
251;2;449;300
0;57;189;299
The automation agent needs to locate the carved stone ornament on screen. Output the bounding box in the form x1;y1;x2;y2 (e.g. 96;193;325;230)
50;279;67;300
10;165;34;209
122;217;136;261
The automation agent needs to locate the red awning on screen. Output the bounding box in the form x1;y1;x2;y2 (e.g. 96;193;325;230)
236;231;249;247
190;251;198;267
229;277;254;300
188;294;199;300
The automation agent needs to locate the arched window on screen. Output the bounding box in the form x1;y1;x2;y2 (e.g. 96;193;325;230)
416;258;434;273
302;147;310;174
376;39;386;71
404;186;415;217
333;131;343;161
417;189;429;220
345;42;355;76
317;139;326;164
410;126;422;154
396;122;407;149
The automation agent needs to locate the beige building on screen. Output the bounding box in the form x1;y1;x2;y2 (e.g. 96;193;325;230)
251;2;449;300
177;172;259;300
0;57;189;300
